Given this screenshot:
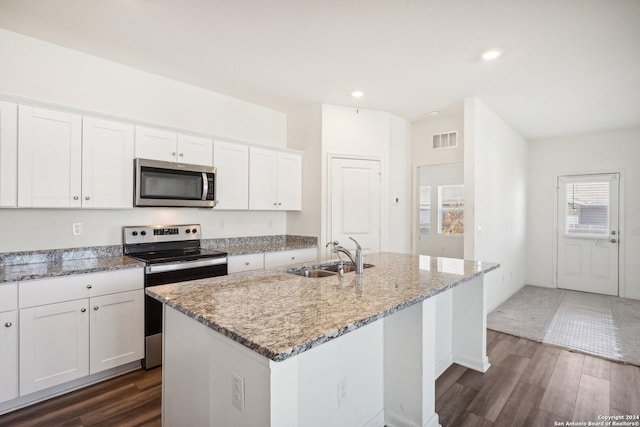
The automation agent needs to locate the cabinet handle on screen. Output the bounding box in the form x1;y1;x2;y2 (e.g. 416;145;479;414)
273;202;277;206
245;262;250;266
86;284;92;289
291;257;296;260
73;196;79;200
93;306;99;311
81;308;87;313
4;322;11;328
278;203;282;206
85;196;91;201
172;152;177;156
179;153;184;157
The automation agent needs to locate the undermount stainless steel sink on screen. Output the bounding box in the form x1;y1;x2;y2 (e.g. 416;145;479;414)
286;261;374;278
289;269;338;278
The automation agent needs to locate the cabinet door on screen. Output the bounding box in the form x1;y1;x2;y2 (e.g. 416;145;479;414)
213;140;249;210
18;106;82;208
276;152;302;211
227;253;264;274
264;248;317;270
90;290;144;374
20;299;89;395
134;126;177;162
249;147;278;210
0;310;18;403
177;134;213;166
0;102;18;208
82;117;135;208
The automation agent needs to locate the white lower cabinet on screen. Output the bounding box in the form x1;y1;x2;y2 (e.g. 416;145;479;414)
19;299;89;395
228;253;265;274
0;310;18;403
229;248;318;274
264;248;317;270
18;268;144;397
89;290;143;375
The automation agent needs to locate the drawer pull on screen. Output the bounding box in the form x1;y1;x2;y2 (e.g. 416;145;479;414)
86;284;92;289
81;308;87;313
93;306;99;311
4;322;12;328
245;262;250;266
291;257;296;260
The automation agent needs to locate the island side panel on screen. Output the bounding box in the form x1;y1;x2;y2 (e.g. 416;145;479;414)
384;297;440;427
163;305;213;427
452;274;491;372
434;289;454;378
293;320;385;427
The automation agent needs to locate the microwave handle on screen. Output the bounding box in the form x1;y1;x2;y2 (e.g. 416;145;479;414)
201;173;209;201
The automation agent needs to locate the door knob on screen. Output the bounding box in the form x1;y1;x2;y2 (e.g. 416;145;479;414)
610;239;617;243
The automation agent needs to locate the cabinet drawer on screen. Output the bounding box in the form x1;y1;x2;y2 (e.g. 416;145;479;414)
264;248;317;270
0;283;17;312
228;254;264;274
19;268;143;308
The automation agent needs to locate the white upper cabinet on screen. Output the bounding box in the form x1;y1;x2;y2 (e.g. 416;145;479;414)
249;147;301;211
18;106;82;208
249;147;278;210
134;126;177;163
82;117;134;208
135;125;212;166
178;133;213;166
213;140;249;210
0;102;18;208
276;152;302;211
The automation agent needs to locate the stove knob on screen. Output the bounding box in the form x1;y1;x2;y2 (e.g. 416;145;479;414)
192;228;197;234
132;231;138;236
140;231;147;236
185;229;191;234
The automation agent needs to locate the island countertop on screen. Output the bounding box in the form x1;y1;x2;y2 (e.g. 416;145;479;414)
146;252;499;362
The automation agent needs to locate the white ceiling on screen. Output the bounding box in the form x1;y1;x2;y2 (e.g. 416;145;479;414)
0;0;638;140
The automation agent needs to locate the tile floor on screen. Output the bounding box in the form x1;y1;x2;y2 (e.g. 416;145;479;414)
488;285;640;366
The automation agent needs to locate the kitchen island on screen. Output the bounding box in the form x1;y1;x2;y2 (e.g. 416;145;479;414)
146;252;499;427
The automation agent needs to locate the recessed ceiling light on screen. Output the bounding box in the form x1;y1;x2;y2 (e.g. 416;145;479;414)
351;90;364;98
481;49;503;61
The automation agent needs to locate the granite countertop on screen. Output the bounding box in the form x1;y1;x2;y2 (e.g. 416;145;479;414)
203;235;317;256
146;252;499;362
0;255;144;283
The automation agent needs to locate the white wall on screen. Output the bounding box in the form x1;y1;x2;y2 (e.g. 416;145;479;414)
0;29;289;252
527;127;640;300
412;112;464;167
464;97;528;312
387;115;412;253
286;105;323;243
320;105;411;254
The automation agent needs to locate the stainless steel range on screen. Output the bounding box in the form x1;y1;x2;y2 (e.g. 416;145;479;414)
123;224;227;369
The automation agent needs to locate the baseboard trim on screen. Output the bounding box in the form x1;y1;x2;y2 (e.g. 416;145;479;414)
435;352;453;378
453;354;490;373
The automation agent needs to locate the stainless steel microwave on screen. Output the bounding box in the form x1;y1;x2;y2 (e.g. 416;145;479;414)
134;158;217;208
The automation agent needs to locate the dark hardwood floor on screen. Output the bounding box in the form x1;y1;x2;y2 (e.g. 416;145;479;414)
0;368;161;427
1;331;638;426
436;329;640;426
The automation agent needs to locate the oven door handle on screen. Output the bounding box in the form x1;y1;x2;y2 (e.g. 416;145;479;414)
146;257;227;274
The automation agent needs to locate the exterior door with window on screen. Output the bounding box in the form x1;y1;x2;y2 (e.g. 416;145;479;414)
557;174;619;296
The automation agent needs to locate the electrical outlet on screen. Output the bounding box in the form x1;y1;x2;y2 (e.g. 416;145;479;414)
72;222;82;236
232;373;245;412
337;377;347;408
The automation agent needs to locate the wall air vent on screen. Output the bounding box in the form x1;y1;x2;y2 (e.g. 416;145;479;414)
432;131;458;149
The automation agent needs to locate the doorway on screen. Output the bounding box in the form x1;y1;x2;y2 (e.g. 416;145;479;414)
416;163;464;258
328;157;381;255
556;173;620;296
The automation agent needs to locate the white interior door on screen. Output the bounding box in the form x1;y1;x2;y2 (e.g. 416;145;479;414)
329;157;381;255
557;174;619;296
